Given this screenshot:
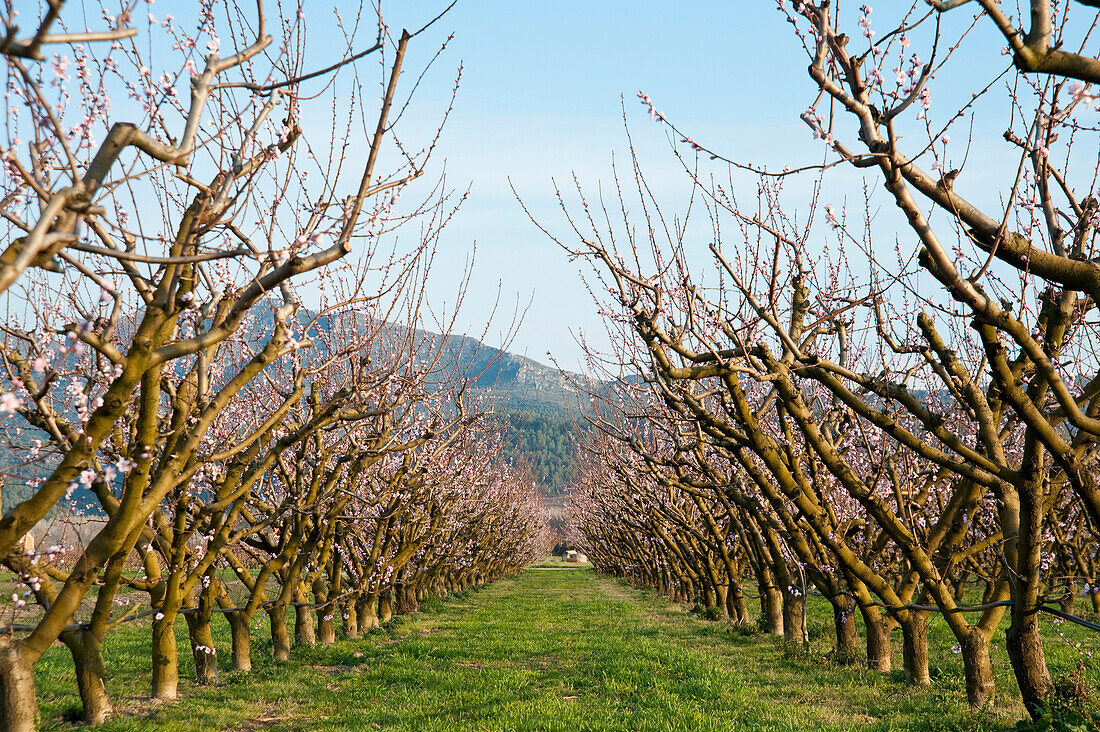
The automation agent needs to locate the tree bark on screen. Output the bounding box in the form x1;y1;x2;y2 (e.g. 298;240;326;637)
1006;607;1053;716
829;596;860;663
343;598;359;638
184;611;218;686
781;587;807;646
150;611;180;700
294;595;316;648
318;604;336;646
227;610;252;672
729;582;749;625
900;611;931;686
863;608;893;673
394;584;418;615
960;629;996;711
358;594;380;629
60;627;112;724
952;572;968;604
702;585;716;611
762;583;784;636
714;583;730;619
0;639;38;732
378;591;393;623
268;604;291;661
1059;582;1076;613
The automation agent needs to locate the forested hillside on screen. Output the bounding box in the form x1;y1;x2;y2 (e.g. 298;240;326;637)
0;317;588;506
500;406;578;496
298;310;589;496
437;340;587;496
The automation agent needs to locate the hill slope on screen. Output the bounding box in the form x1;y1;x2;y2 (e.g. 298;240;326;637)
0;314;588;511
289;309;588;494
425;332;584;495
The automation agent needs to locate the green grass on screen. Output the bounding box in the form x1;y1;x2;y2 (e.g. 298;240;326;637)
33;568;1099;730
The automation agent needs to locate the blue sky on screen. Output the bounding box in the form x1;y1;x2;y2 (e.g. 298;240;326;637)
385;1;829;370
118;1;1025;371
372;1;1028;371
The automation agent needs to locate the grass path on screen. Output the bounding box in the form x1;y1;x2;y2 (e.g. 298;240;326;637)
37;566;1092;730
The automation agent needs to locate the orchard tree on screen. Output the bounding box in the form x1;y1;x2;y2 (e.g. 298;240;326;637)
0;0;461;727
549;0;1100;716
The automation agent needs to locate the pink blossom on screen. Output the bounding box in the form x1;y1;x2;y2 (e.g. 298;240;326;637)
0;391;22;415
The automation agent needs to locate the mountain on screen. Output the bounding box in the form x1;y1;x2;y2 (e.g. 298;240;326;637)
255;305;583;415
420;332;586;496
238;305;591;494
0;311;589;513
431;333;583;411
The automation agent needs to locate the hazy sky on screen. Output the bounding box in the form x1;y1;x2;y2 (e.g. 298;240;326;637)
372;1;1020;372
369;1;830;371
134;1;1020;371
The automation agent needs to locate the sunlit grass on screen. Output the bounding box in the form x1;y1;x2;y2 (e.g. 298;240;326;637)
33;567;1099;730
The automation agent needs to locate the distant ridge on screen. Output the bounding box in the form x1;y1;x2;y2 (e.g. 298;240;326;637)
413;330;584;496
270;305;585;415
283;306;586;494
0;309;588;515
434;333;583;411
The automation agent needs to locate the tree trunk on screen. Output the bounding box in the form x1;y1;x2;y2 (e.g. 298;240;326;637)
863;608;893;673
729;582;748;624
781;588;807;646
150;612;179;700
268;604;291;661
343;599;359;638
358;594;380;629
1006;607;1053;717
394;584;418;615
714;584;730;619
1059;582;1076;614
953;573;968;604
682;578;696;605
830;596;860;664
184;612;218;686
318;604;336;646
900;611;931;686
0;640;38;732
762;583;784;636
294;595;316;648
60;627;112;724
702;585;716;610
378;592;393;623
227;611;252;672
960;629;996;711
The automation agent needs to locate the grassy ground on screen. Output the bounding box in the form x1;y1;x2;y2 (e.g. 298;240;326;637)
34;565;1099;731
